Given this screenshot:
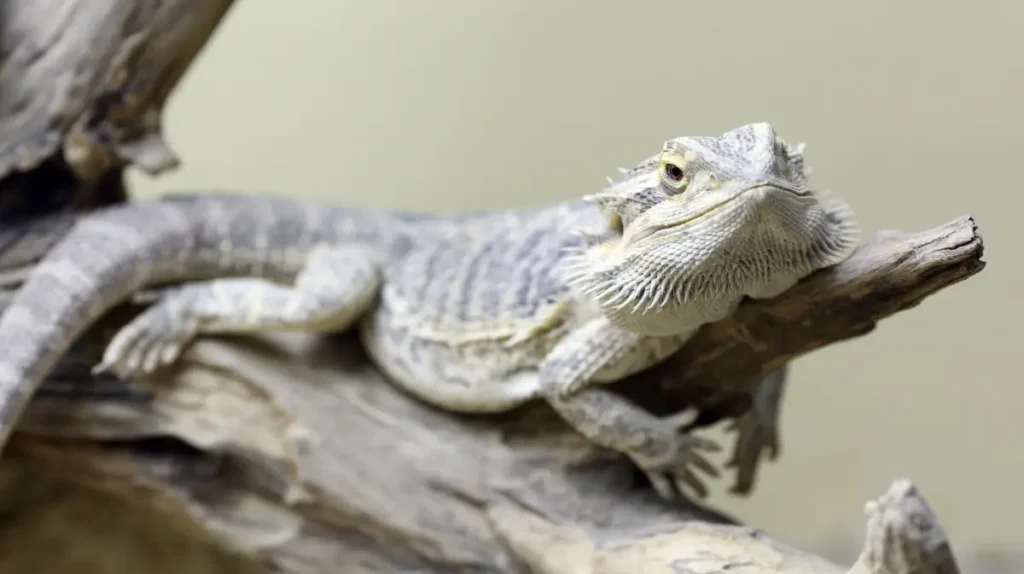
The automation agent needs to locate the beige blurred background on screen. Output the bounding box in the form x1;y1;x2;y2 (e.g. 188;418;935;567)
128;0;1021;554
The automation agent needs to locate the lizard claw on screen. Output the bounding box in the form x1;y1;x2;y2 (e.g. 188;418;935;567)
94;294;201;379
633;420;722;501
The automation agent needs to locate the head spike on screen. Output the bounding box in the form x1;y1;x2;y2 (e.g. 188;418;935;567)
583;190;624;211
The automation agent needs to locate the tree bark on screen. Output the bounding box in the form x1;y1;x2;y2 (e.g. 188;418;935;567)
0;0;235;216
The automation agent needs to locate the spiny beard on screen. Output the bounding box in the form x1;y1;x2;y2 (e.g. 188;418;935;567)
563;198;860;333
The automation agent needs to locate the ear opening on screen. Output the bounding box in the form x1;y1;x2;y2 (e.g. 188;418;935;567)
583;191;625;233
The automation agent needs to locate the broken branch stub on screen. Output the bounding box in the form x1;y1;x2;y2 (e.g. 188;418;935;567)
0;0;237;189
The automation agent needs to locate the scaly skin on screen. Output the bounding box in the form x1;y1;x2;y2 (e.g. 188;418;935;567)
0;123;858;500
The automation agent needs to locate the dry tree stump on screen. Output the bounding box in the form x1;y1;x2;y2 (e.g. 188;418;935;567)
0;1;989;572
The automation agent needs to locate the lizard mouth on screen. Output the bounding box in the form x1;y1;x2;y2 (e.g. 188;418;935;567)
626;183;807;245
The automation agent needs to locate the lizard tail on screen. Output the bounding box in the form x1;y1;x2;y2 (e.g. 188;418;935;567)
0;198;242;450
0;201;206;448
0;192;390;452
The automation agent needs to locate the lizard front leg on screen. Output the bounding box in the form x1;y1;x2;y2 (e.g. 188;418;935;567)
724;364;787;495
538;317;721;500
95;243;381;377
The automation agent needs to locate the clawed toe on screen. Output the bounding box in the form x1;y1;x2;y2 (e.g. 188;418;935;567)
101;338;185;378
639;433;722;501
94;318;196;379
643;464;709;501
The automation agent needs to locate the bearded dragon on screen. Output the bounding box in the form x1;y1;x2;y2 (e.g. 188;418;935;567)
0;123;858;499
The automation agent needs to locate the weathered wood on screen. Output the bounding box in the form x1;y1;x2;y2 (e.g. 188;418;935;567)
0;216;980;573
0;437;969;573
0;0;236;214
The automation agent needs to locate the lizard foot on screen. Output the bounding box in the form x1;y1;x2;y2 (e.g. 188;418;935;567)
630;423;721;501
723;409;780;495
724;367;786;495
94;286;202;378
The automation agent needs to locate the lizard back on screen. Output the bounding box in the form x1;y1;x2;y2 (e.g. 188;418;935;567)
359;200;610;412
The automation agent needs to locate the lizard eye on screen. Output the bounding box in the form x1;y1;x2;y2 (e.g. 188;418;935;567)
658;149;691;192
663;163;684;182
659;161;689;193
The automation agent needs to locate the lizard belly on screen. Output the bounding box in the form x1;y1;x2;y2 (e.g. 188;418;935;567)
357;303;567;414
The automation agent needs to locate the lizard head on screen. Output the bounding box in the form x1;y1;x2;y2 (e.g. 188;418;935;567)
567;122;859;336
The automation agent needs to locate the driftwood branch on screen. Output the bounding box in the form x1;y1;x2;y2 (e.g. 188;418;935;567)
0;217;983;572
